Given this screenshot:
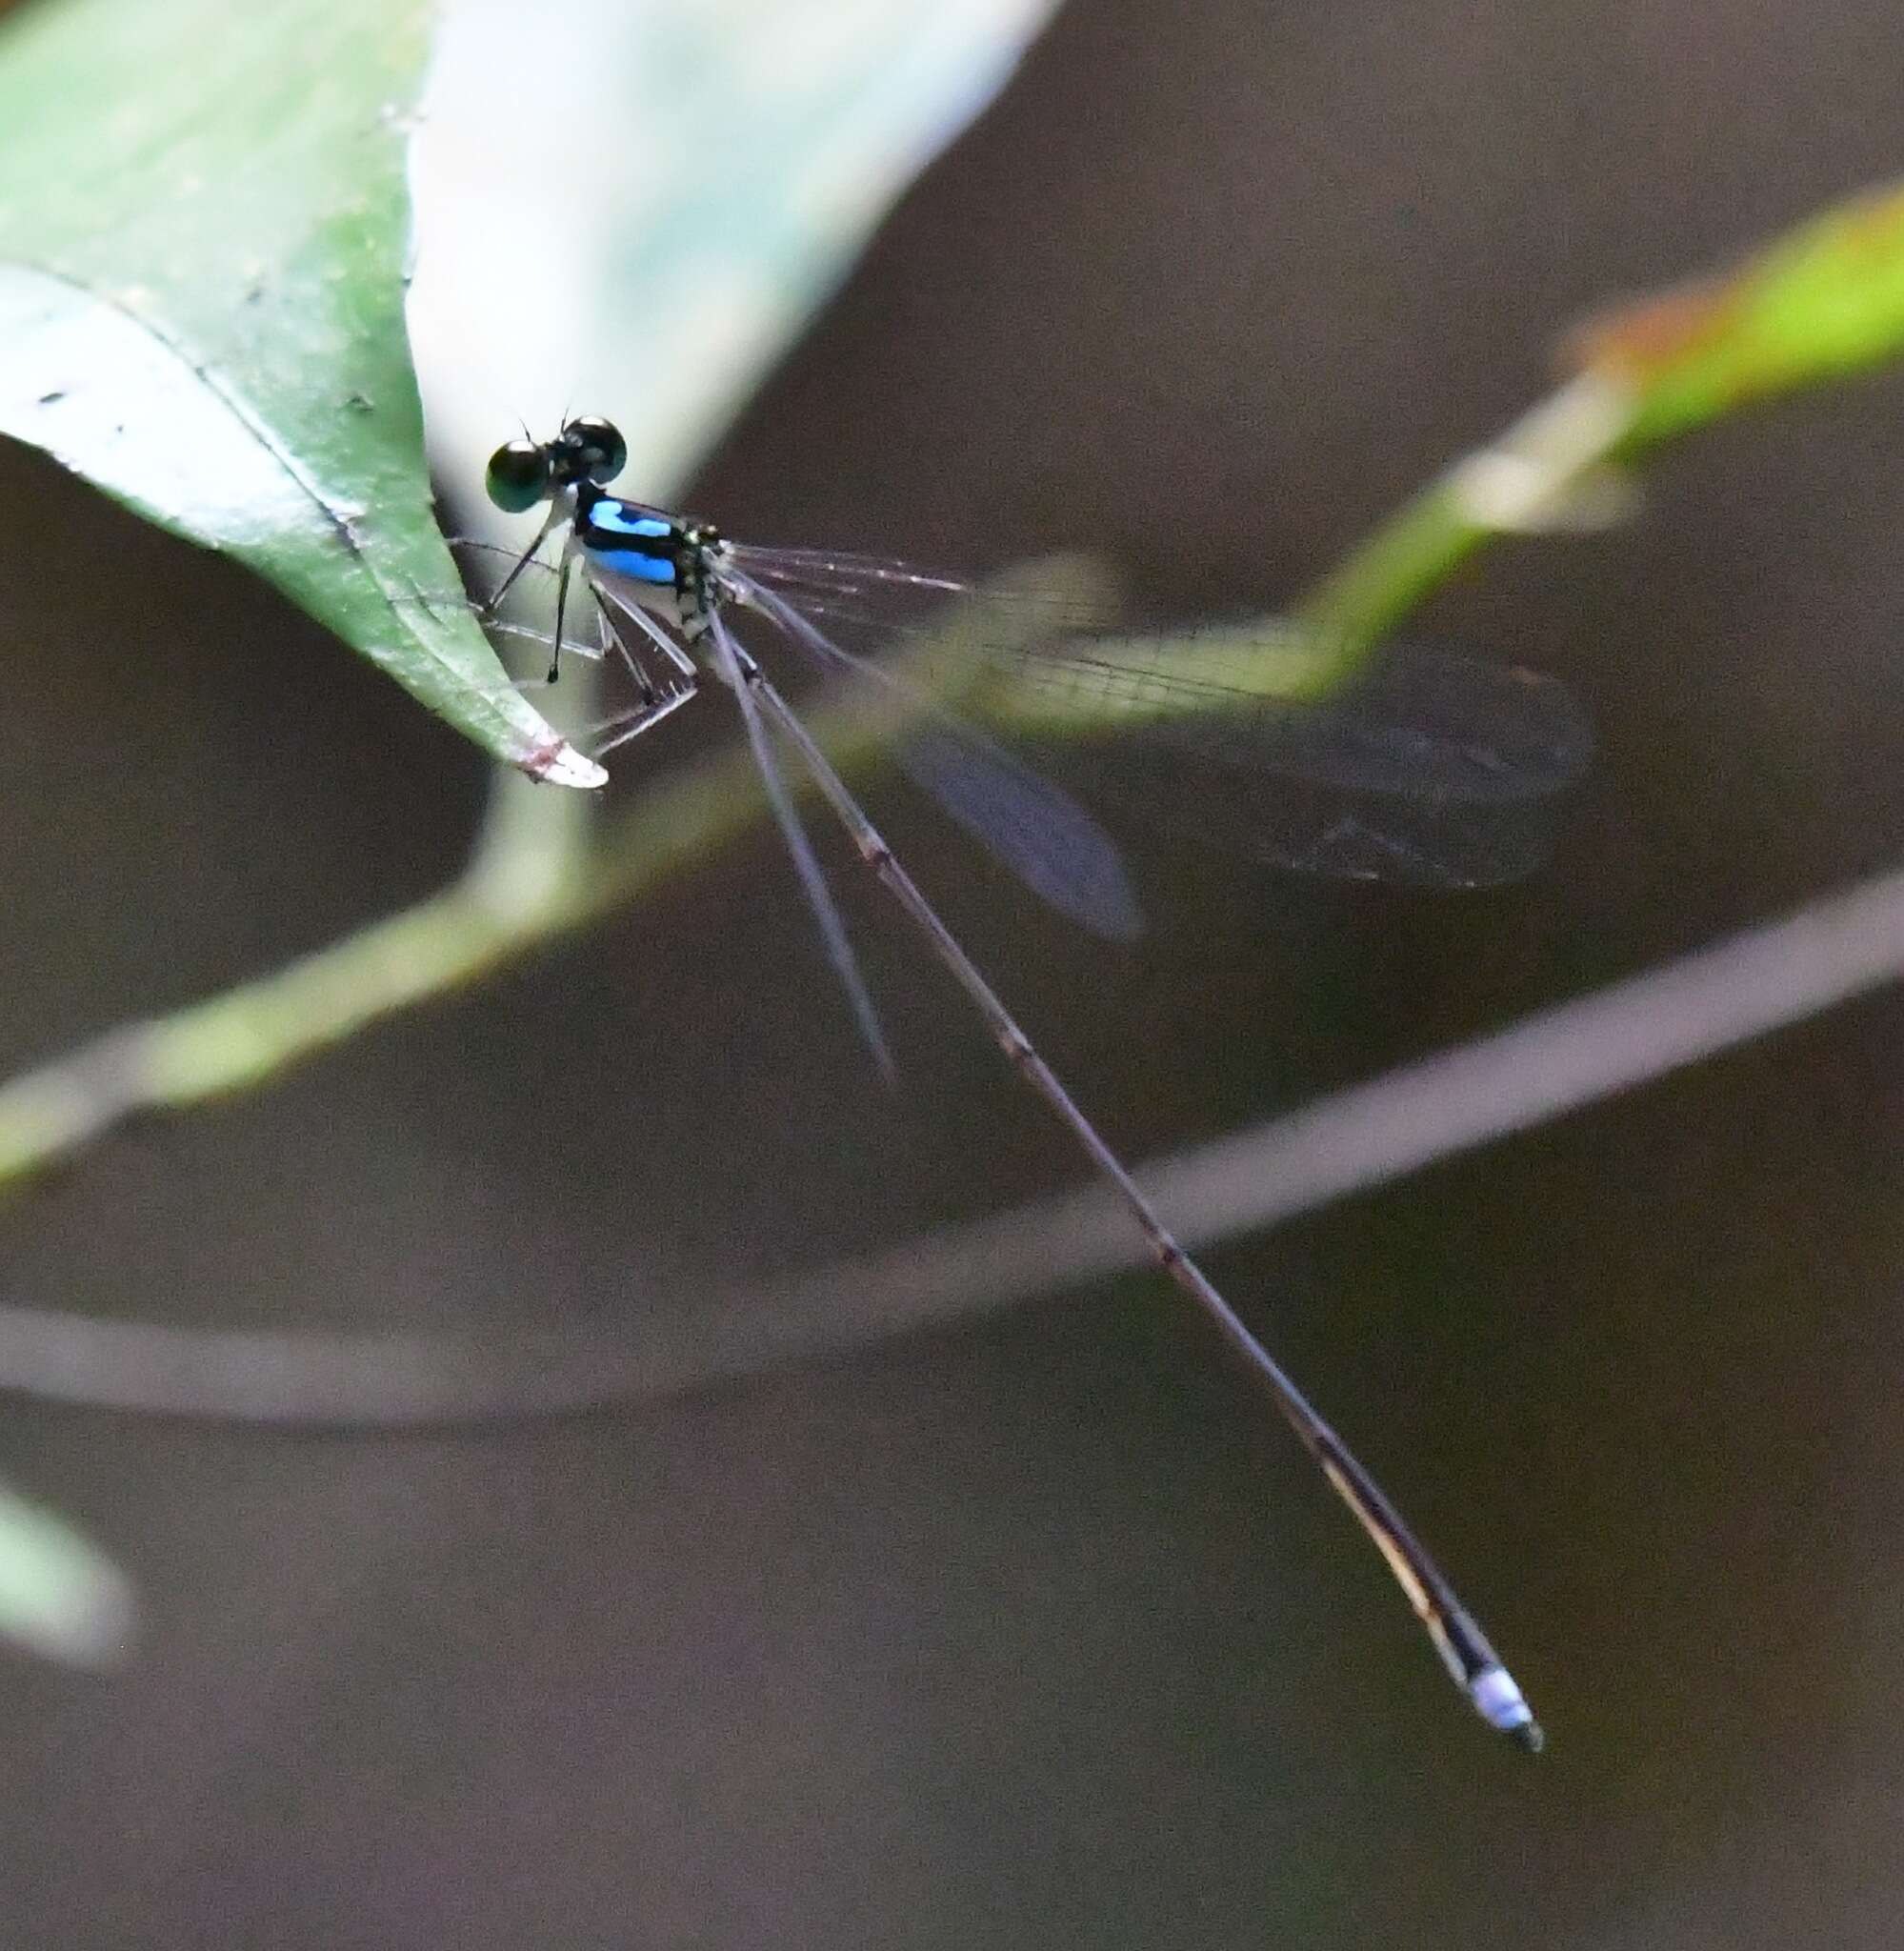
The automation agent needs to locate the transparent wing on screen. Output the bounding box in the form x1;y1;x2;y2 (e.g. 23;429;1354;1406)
729;543;1593;890
415;539;1144;939
721;566;1142;942
424;537;1593;893
704;606;893;1076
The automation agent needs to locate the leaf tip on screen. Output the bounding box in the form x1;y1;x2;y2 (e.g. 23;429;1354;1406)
0;1489;139;1671
517;737;607;791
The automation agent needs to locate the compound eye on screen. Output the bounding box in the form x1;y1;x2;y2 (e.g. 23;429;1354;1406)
561;414;628;485
485;440;550;513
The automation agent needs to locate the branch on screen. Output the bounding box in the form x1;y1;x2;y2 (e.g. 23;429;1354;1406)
1;858;1898;1424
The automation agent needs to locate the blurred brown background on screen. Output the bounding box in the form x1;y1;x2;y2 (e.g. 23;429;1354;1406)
2;0;1903;1943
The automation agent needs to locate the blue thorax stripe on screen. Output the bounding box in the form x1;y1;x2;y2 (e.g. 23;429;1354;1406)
580;499;678;585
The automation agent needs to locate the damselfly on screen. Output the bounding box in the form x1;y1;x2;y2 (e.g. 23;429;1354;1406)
464;414;1576;1748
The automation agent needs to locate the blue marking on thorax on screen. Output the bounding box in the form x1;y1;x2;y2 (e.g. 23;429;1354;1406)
579;499;679;586
591;548;677;586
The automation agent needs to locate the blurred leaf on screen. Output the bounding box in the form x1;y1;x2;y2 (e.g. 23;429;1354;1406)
1293;181;1904;676
0;1479;133;1668
583;0;1072;495
417;0;1068;505
0;0;602;787
1573;180;1904;447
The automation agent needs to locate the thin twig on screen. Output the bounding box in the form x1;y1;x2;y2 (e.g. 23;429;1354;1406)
0;564;1112;1192
1;860;1897;1425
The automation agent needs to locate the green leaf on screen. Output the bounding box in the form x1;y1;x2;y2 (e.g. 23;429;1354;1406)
1286;180;1904;681
415;0;1067;502
0;0;603;788
1573;180;1904;449
0;1478;134;1667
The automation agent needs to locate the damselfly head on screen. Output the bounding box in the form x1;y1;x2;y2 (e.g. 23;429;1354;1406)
554;414;628;487
484;437;551;513
485;416;629;513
